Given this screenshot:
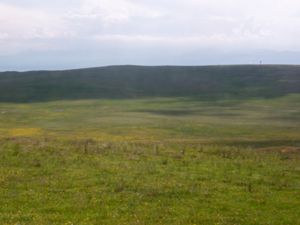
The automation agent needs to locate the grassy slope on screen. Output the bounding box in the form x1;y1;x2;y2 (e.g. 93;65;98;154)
0;94;300;143
0;65;300;224
0;95;299;224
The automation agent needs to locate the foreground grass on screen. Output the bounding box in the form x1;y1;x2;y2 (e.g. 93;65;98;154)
0;140;299;225
0;95;299;224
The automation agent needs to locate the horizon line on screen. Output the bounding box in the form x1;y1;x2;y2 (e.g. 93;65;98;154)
1;63;300;73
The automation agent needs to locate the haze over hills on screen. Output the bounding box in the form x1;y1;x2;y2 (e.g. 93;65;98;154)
0;65;300;102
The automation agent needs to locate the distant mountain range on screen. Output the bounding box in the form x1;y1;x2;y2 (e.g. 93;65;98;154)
0;65;299;102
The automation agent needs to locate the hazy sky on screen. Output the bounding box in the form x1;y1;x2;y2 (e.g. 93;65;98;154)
1;0;300;70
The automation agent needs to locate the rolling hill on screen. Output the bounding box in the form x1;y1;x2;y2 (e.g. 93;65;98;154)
0;65;300;102
0;65;300;224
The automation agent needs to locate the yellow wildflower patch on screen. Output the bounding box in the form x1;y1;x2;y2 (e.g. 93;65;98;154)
9;128;42;137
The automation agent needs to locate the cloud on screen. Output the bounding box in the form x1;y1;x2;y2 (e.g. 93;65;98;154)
0;2;73;55
74;0;162;22
0;3;67;38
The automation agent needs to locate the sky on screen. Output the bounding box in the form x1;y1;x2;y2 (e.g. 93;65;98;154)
0;0;300;71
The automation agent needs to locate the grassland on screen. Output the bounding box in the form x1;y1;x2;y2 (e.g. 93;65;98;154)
0;93;299;224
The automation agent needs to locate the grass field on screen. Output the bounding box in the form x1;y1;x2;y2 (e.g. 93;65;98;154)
0;94;300;224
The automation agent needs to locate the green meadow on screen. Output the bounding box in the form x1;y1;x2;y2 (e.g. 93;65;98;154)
0;94;299;224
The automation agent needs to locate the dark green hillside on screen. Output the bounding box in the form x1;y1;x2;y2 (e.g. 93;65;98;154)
0;65;300;102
